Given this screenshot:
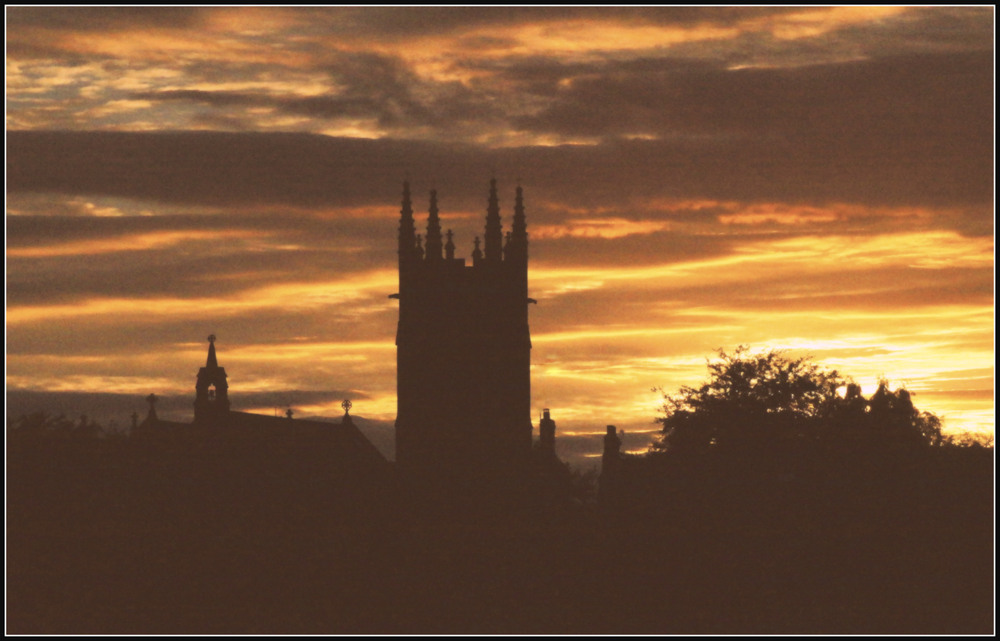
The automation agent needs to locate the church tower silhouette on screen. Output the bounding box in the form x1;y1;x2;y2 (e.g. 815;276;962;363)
394;179;533;476
194;334;230;424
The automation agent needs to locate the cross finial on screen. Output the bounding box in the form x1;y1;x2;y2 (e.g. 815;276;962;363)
208;334;216;344
341;399;352;416
146;393;157;407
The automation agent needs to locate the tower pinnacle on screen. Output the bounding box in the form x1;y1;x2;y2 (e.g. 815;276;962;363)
206;334;218;368
425;189;443;261
484;178;503;262
445;229;455;260
512;185;526;240
399;181;416;259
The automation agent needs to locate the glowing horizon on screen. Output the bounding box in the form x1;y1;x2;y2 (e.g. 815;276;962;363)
6;7;994;455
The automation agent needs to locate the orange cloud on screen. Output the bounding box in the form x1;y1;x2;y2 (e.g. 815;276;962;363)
717;202;938;226
8;229;267;258
758;6;908;41
52;25;315;67
532;218;670;239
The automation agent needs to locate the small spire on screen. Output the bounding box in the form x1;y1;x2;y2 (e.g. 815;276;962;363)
472;236;483;264
507;184;528;264
399;181;416;259
145;393;158;421
425;189;443;261
512;185;526;239
206;334;218;368
484;178;502;261
445;229;455;260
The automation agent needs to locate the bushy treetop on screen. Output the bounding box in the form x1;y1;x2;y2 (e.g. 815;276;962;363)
654;346;943;453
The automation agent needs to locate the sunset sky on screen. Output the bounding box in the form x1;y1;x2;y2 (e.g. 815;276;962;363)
6;7;994;460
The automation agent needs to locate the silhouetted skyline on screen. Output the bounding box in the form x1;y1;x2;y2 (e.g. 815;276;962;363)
6;8;994;448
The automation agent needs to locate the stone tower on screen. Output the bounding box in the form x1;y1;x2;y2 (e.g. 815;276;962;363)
393;180;533;476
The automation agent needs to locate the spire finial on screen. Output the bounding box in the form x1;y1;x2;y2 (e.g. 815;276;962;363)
512;184;526;234
399;181;416;260
425;189;443;261
445;229;455;260
507;183;527;264
472;236;483;265
484;179;502;261
206;335;219;368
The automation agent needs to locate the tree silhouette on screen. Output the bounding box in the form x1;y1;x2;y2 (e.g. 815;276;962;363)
653;346;942;454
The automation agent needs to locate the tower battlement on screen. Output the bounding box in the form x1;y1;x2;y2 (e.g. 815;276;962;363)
394;179;533;475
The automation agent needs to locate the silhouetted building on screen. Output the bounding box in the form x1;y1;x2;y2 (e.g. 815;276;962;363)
136;338;387;469
194;334;230;424
393;180;533;476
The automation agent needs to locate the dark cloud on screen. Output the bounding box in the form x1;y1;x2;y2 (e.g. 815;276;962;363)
839;7;994;55
141;52;439;128
6;7;204;32
7;247;363;306
6;209;396;305
8;109;992;220
7;131;407;207
512;52;991;156
5;7;207;60
131;49;497;132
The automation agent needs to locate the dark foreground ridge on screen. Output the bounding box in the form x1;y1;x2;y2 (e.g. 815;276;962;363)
7;422;992;634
